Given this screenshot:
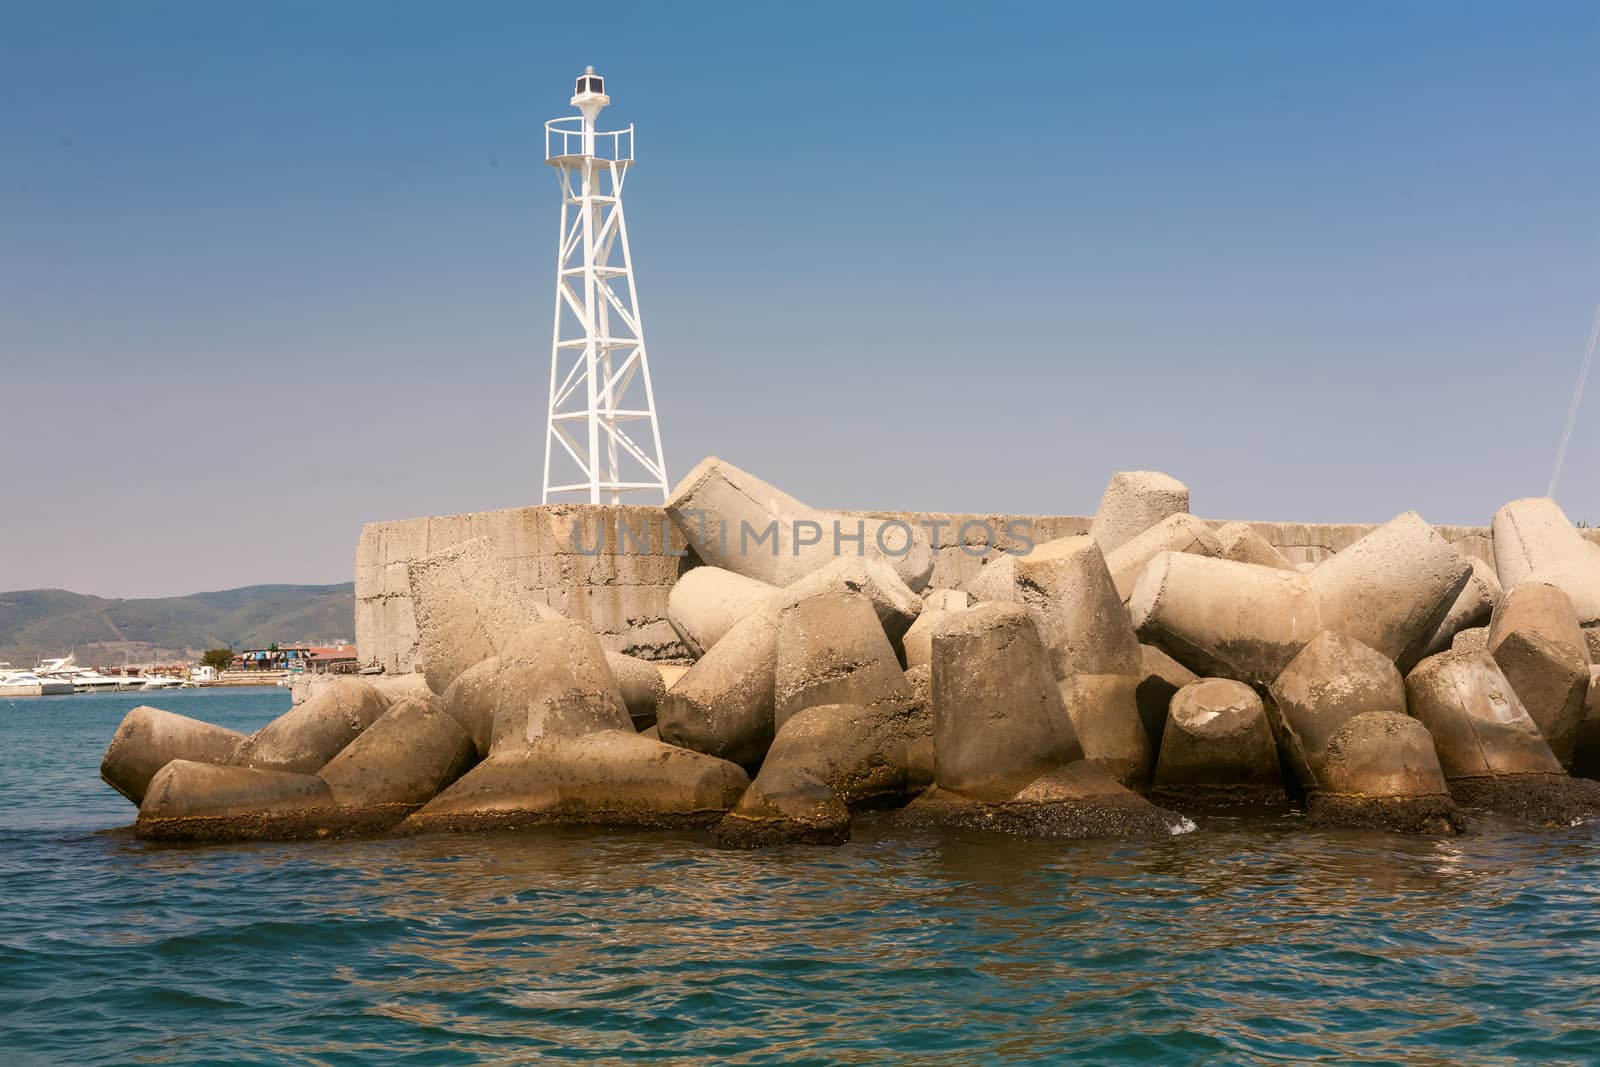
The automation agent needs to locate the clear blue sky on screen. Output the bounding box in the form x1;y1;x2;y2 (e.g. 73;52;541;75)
3;1;1597;597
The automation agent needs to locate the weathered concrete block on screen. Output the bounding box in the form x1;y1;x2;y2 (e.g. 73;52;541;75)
664;456;933;592
406;730;749;832
774;591;912;731
902;608;954;671
1013;535;1143;678
234;678;389;775
1403;650;1599;823
440;656;501;759
1406;650;1564;779
655;611;779;772
1132;553;1322;684
773;557;924;648
1488;581;1589;768
1307;512;1471;675
100;706;247;806
1269;631;1407;791
714;702;929;848
1452;626;1490;653
666;567;777;658
929;603;1082;801
1132;513;1471;683
408;537;563;694
1421;556;1503;659
606;651;667;730
1306;711;1462;834
318;698;477;817
1105;514;1222;602
489;620;632;753
1136;644;1197;748
923;589;970;612
929;545;1004;594
1089;471;1190;555
366;672;434;708
1492;497;1600;622
1150;679;1285;808
1213;522;1295;570
135;760;343;842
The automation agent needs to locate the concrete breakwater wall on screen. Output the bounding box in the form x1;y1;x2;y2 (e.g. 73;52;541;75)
353;503;1568;674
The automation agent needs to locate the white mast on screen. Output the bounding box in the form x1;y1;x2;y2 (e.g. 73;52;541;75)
541;66;670;504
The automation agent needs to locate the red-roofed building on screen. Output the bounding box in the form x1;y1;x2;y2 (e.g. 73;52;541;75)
309;645;359;675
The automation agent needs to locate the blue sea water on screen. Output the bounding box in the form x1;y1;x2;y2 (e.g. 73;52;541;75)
3;689;1600;1065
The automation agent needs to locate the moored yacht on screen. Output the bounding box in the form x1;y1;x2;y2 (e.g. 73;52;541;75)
35;656;148;693
0;671;76;697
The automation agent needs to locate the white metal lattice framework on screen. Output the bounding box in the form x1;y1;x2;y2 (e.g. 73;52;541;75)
541;67;669;504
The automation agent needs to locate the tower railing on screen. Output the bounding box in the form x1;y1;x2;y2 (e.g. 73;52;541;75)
544;117;635;163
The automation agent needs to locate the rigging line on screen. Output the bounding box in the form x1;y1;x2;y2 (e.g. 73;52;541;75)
1548;299;1600;498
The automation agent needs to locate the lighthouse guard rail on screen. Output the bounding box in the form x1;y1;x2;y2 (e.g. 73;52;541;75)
545;117;635;163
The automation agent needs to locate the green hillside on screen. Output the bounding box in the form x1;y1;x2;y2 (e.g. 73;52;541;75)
0;583;355;667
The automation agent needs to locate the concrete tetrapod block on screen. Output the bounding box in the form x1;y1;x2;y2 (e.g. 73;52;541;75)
366;672;434;708
489;620;633;753
1307;512;1472;675
923;589;970;612
665;567;777;659
774;591;913;732
655;611;779;773
405;731;750;833
1404;651;1599;824
233;678;389;775
1452;627;1490;654
1011;535;1143;678
772;556;925;649
1585;629;1600;663
1088;471;1190;556
929;603;1083;802
1006;535;1150;786
407;537;564;695
895;761;1188;838
1492;497;1600;623
1150;679;1285;809
135;760;346;842
318;697;477;823
1306;712;1463;834
902;608;954;671
1136;644;1198;749
714;702;930;848
440;656;501;759
1131;553;1323;685
100;706;247;806
1212;522;1296;570
664;456;934;592
1268;631;1407;791
1132;512;1472;683
1105;514;1222;602
1421;557;1504;659
605;651;667;730
1057;673;1153;790
963;553;1020;605
1488;582;1590;768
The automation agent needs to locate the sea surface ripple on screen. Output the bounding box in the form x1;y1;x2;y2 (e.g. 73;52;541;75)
4;689;1600;1064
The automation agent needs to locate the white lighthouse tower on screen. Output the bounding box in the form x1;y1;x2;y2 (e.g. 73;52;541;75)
540;67;670;504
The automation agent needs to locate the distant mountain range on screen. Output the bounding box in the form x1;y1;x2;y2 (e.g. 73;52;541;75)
0;583;355;668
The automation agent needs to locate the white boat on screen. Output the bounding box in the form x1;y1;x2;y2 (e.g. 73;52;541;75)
0;671;76;697
138;676;185;690
35;655;148;693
